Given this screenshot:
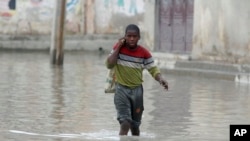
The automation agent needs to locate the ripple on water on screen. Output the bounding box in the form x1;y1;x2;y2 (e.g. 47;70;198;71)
1;51;250;141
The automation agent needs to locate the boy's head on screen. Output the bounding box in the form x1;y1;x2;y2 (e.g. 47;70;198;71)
124;24;140;49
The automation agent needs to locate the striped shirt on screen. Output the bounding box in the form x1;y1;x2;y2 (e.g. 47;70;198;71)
106;43;160;88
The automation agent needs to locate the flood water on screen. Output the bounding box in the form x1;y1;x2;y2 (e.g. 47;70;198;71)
0;51;250;141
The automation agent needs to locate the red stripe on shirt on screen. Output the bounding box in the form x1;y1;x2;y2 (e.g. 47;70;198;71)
113;43;152;59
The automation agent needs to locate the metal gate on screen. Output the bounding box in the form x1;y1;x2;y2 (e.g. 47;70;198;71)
155;0;194;53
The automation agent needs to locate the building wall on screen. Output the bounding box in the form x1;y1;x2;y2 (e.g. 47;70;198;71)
192;0;250;63
0;0;54;34
0;0;156;50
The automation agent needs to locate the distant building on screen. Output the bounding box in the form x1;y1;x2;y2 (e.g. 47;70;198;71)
0;0;249;64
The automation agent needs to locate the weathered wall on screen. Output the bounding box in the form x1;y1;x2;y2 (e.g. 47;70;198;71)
0;0;156;50
192;0;250;64
0;0;54;34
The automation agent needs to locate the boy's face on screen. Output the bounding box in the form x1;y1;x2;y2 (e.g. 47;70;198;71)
125;30;140;49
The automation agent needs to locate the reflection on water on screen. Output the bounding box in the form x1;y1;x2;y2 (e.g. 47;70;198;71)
0;51;250;141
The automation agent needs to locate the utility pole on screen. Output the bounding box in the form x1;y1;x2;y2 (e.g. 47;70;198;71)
50;0;66;65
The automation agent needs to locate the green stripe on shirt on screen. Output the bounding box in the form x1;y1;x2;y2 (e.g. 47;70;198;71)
115;64;160;88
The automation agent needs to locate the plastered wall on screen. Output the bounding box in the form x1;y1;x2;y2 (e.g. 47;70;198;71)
0;0;156;50
192;0;250;63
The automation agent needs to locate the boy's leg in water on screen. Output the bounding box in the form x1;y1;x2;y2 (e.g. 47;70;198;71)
119;120;130;135
114;84;143;136
130;126;140;136
114;84;133;136
130;85;144;136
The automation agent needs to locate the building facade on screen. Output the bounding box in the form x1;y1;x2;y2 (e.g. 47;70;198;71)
0;0;250;64
192;0;250;64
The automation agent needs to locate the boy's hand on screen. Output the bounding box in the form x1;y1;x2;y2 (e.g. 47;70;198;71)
155;73;168;91
159;79;168;90
118;37;126;47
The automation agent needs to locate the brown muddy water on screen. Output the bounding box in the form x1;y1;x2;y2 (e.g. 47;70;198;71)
0;51;250;141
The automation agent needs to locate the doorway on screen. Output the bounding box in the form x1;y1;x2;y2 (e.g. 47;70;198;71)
155;0;194;54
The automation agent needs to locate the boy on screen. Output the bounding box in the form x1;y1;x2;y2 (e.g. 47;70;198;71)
106;24;168;136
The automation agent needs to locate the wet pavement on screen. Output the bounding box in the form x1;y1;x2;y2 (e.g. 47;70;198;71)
0;51;250;141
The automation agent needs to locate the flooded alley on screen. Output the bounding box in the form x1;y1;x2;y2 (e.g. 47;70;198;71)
0;51;250;141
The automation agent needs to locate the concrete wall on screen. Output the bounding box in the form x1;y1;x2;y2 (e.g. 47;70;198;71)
192;0;250;64
0;0;156;51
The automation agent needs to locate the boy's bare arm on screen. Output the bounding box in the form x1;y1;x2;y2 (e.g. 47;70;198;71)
155;73;168;90
107;38;125;65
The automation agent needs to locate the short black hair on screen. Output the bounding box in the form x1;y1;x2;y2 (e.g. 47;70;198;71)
125;24;140;37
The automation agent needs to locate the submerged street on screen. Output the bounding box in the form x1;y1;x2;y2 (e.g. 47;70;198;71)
0;51;249;141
